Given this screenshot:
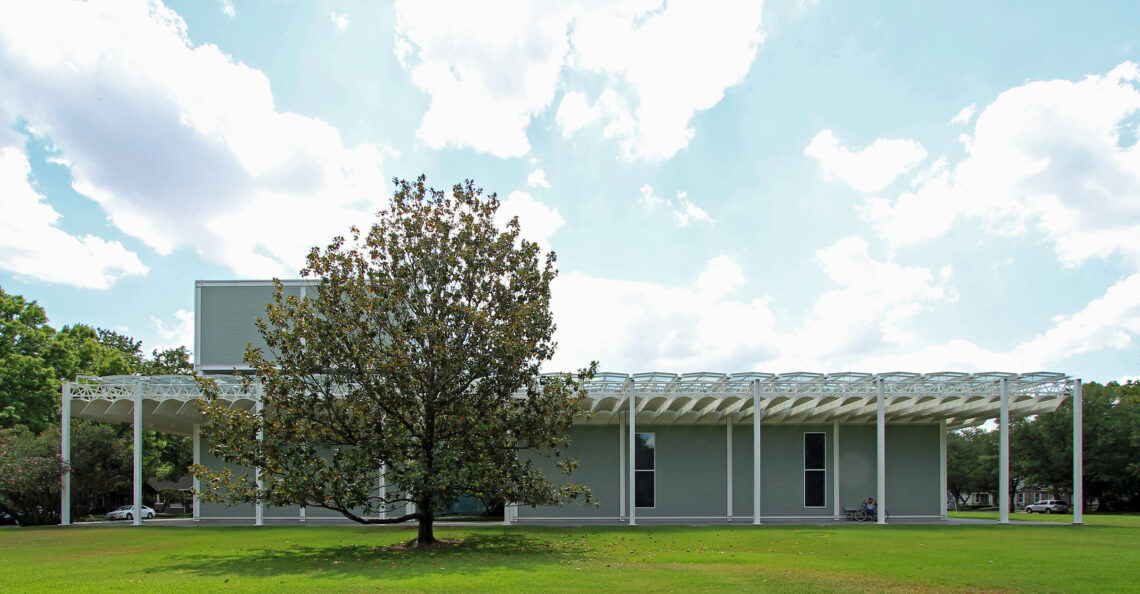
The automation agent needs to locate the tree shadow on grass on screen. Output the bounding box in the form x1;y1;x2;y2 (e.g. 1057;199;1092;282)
153;531;576;581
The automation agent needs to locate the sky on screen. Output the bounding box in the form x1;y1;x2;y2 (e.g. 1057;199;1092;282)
2;0;1140;383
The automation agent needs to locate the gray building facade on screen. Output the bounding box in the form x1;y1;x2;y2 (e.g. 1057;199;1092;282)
60;280;1081;525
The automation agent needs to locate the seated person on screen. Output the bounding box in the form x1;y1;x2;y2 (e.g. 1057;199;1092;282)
863;497;877;513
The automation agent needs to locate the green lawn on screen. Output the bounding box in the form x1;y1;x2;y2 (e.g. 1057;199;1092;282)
1;520;1137;592
949;510;1140;527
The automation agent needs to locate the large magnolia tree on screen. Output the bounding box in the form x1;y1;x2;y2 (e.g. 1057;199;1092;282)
193;177;593;545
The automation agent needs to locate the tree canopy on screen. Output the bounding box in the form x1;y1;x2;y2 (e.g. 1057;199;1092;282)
193;176;593;545
947;380;1140;511
0;285;195;521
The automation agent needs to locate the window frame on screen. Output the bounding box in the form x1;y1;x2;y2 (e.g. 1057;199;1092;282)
803;432;827;508
634;432;656;509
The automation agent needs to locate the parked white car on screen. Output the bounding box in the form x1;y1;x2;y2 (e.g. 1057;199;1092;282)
1024;500;1069;514
106;505;155;520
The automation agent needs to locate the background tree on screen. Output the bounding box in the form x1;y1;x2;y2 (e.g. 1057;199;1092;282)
947;381;1140;513
139;346;193;376
68;421;131;516
947;427;997;506
0;289;58;433
0;426;67;525
0;286;197;519
194;176;593;546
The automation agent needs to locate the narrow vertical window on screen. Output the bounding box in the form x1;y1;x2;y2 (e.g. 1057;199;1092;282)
804;432;826;508
635;432;655;508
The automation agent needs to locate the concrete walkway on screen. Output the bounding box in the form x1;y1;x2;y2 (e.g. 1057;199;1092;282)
78;515;1020;528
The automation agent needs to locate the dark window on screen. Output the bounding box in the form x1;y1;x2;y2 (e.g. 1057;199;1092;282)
804;432;826;508
635;470;655;508
804;433;825;469
635;432;654;508
805;471;826;507
635;433;655;470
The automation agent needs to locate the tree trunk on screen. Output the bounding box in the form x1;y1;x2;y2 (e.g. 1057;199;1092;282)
416;498;435;545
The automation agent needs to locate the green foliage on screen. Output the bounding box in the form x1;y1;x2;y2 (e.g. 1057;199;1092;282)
0;289;59;433
194;176;593;545
0;286;197;520
948;380;1140;511
947;427;997;504
139;346;193;376
0;426;66;525
68;420;131;516
144;430;193;482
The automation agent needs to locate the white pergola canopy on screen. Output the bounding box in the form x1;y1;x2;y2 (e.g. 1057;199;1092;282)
60;370;1084;528
65;370;1071;435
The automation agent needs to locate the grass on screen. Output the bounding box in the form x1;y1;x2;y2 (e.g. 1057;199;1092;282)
1;518;1138;592
949;510;1140;527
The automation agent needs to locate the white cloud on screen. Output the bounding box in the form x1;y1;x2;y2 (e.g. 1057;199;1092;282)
799;237;954;353
949;102;976;125
849;273;1140;373
221;0;235;18
526;168;550;188
805;129;928;193
549;240;953;373
330;12;349;31
0;144;148;289
549;258;779;372
555;91;598;137
395;0;765;160
393;0;574;158
638;184;713;227
864;62;1140;268
638;184;667;209
674;194;712;227
151;308;195;354
0;1;388;279
549;236;1140;376
496;190;564;254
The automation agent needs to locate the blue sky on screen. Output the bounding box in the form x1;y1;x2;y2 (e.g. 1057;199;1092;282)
2;0;1140;382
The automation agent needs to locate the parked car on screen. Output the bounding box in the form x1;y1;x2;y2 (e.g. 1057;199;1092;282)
105;505;155;520
0;512;18;526
1024;500;1069;514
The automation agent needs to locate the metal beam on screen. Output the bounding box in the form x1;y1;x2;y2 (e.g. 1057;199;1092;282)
726;418;733;520
133;381;143;526
61;384;71;526
619;413;626;519
876;378;886;525
1073;379;1084;525
832;419;840;520
753;379;762;525
628;379;636;526
999;378;1010;524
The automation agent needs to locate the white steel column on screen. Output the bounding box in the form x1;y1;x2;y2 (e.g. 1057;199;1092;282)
254;395;264;526
133;381;143;526
379;463;387;520
876;378;886;525
503;502;511;526
726;418;733;520
619;413;626;519
832;419;840;520
628;380;637;526
939;420;948;520
1073;379;1084;525
60;384;71;526
192;423;201;521
752;380;762;525
999;378;1010;524
300;507;307;522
